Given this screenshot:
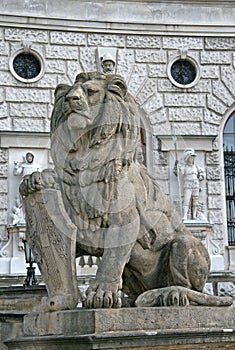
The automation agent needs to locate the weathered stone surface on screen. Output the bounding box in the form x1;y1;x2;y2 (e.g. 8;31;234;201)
88;33;125;47
169;108;203;122
208;210;224;225
221;66;235;98
208;195;222;210
0;209;7;225
212;80;234;107
204;109;223;125
207;95;228;115
205;37;235;50
0;103;8;119
127;64;147;96
9;103;48;118
23;307;235;337
136;50;166;63
79;47;97;71
142;93;163;114
149;108;167;125
201;122;219;136
148;64;167;78
207;181;222;195
136;78;158;105
50;31;86;45
12;118;45;132
201;65;220;79
127;35;161;48
36;74;57;89
0;164;8;177
206;152;219;165
6;88;50;103
46;46;78;60
163;36;203;49
200;51;231;65
117;49;135;81
0;150;7;163
0;42;9;56
0;194;7;210
172;122;201;135
165;93;205;107
206;167;221;181
46;60;66;74
5;28;48;42
0;179;7;193
0;56;8;70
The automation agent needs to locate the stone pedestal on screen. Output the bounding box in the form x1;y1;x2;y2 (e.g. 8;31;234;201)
4;306;235;349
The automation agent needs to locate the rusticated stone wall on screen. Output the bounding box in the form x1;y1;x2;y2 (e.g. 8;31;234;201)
0;23;235;270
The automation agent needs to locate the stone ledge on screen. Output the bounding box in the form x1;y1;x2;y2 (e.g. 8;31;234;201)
23;306;234;336
5;327;235;350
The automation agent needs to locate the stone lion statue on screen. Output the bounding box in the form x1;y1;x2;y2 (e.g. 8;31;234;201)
20;72;232;311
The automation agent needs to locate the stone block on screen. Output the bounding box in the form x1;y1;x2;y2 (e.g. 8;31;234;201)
191;79;211;93
0;164;8;177
206;167;221;181
169;108;203;122
6;88;51;103
46;59;66;74
5;28;48;43
200;51;231;65
163;36;203;49
136;50;166;63
0;103;8;119
127;65;147;96
207;181;222;195
12;118;45;132
149;109;167;125
208;195;222;209
0;118;11;131
148;64;167;78
0;42;9;56
158;79;179;92
206;152;219;165
36;74;57;89
46;46;78;60
0;179;7;193
1;71;19;86
212;81;234;107
201;122;219;136
136;78;158;105
127;35;161;48
0;56;9;70
88;33;125;47
201;65;220;79
205;37;235;50
9;103;48;118
50;31;86;45
117;49;135;81
204;109;223;125
165;93;205;107
23;307;235;338
142;93;163;114
171;122;201;135
79;47;97;71
208;210;224;225
221;66;235;97
67;61;83;83
0;209;7;224
207;95;227;115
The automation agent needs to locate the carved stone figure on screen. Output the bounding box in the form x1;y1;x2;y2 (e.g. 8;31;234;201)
19;72;232;311
100;53;115;73
12;152;41;226
175;148;205;221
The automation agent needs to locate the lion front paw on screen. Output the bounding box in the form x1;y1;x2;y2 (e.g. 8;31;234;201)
86;282;122;309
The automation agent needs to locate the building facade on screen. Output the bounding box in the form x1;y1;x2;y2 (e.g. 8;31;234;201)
0;0;235;282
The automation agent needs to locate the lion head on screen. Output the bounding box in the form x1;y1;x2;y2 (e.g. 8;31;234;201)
50;72;141;179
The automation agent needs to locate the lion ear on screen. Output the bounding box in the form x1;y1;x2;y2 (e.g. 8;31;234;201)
107;76;127;99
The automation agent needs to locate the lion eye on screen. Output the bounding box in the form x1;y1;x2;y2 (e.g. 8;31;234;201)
87;88;98;96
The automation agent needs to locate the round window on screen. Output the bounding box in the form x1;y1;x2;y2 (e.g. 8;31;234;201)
168;57;200;89
9;49;44;83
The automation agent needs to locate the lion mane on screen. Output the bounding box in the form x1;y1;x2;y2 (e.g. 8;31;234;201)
50;72;144;237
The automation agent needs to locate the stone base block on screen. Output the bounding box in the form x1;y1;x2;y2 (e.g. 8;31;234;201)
5;306;235;349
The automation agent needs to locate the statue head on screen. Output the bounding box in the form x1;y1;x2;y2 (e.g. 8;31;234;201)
100;53;115;73
184;148;197;163
25;152;34;164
